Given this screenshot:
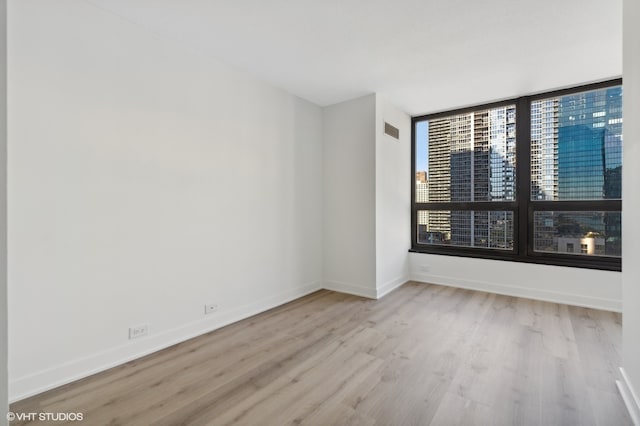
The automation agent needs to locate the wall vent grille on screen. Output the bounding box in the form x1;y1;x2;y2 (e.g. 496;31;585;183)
384;122;399;139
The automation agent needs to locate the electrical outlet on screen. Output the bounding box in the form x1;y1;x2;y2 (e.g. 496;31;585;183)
129;324;149;339
204;304;218;315
420;265;431;273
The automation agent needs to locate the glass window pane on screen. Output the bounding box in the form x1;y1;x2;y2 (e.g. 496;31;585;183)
414;105;516;203
530;86;623;201
417;210;514;250
533;211;621;257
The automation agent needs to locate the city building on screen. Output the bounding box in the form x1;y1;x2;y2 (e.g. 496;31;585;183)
531;98;559;201
422;106;516;248
532;87;623;255
558;86;623;200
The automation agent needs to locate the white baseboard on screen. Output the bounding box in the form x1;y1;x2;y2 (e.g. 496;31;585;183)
410;272;622;312
617;367;640;426
9;281;322;403
376;276;408;298
323;280;377;299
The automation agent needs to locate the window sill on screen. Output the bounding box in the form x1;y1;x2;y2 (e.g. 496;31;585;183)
409;247;622;272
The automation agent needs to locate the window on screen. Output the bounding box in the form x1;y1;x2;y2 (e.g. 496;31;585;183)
411;80;622;271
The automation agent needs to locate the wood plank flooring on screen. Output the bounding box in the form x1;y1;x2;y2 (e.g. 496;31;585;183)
10;282;632;425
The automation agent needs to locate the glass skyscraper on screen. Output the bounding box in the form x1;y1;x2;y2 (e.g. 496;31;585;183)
557;87;623;200
532;86;623;256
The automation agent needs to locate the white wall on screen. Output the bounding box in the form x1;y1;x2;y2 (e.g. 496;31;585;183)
323;95;411;299
1;0;7;422
410;254;621;311
8;0;323;401
323;95;377;298
375;97;410;297
620;0;640;421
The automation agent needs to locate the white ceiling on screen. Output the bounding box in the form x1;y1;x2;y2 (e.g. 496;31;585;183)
84;0;622;115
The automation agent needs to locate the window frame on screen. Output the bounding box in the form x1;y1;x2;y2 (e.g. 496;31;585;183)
410;78;622;271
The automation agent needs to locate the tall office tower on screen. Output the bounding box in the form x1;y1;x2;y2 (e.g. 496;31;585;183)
531;98;559;252
602;87;623;200
427;106;516;248
471;110;490;247
449;114;473;246
531;98;559;201
428;118;452;202
532;87;622;201
602;87;623;255
427;117;452;239
533;86;623;255
557;88;622;241
488;106;516;249
559;91;607;199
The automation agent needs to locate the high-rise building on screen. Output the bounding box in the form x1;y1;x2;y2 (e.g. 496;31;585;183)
425;106;516;248
542;86;623;200
531;99;559;201
557;87;622;200
449;114;473;246
532;86;623;255
531;98;559;251
487;106;516;249
489;107;516;201
426;117;452;241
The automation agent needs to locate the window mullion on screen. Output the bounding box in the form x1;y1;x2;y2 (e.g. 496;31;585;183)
516;97;531;258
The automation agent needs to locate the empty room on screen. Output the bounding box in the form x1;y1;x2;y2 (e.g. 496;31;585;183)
1;0;640;425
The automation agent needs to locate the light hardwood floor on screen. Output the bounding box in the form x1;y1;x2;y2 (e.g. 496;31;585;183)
11;282;632;425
